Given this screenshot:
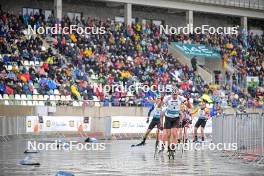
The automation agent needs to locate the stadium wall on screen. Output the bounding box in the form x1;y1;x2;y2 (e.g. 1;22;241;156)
0;105;149;118
1;0;239;27
0;105;262;139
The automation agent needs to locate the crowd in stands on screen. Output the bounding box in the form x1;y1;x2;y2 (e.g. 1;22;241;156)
168;28;264;108
0;7;263;108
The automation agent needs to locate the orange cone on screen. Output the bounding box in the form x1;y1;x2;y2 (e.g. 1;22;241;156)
78;123;84;132
33;122;40;134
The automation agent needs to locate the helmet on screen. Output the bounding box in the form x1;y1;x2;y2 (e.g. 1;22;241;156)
171;87;178;94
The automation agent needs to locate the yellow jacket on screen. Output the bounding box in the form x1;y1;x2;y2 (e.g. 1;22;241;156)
71;84;80;97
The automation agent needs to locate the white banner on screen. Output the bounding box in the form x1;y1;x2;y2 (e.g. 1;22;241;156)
110;116;212;134
26;116;91;132
111;116;157;134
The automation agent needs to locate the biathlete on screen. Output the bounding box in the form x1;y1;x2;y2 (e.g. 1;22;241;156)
160;87;185;157
193;100;210;142
132;95;164;147
179;97;193;143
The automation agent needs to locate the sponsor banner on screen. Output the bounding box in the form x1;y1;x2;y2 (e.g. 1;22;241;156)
26;116;91;132
111;116;157;134
173;42;221;59
111;116;212;134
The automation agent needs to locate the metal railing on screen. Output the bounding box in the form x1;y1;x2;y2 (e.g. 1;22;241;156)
180;0;264;10
212;113;264;164
0;98;146;107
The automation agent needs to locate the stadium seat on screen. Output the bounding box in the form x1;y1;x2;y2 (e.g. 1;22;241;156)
72;101;80;106
23;60;30;66
127;92;134;97
38;101;45;106
14;94;21;105
49;90;54;95
21;101;27;106
93;96;99;101
27;100;33;106
94;102;101;107
38;95;44;101
49;95;55;100
20;94;26;100
20;94;27;105
26;95;33;105
91;74;97;80
7;65;12;70
3;94;9;100
32;95;39;105
33;101;39;106
41;46;46;51
32;95;38;100
55;95;61;101
43;95;50;100
29;61;34;66
33;89;39;94
35;61;40;66
60;95;66;101
15;94;21;99
66;95;72;101
4;100;9;105
9;95;15;105
0;94;2;105
26;95;32;100
53;89;60;95
34;83;40;89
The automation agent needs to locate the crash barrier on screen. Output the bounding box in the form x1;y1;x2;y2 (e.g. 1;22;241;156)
0;114;214;144
0;115;113;143
0;115;154;141
0;116;27;142
212;112;264;163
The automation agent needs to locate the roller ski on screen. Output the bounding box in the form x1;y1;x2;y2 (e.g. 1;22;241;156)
167;146;175;160
158;143;165;154
131;139;146;147
154;140;159;158
193;140;202;143
193;136;204;143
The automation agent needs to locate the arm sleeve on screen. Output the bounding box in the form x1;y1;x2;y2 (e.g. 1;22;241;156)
148;104;154;117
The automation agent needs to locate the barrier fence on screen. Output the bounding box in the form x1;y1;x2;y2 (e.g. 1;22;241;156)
212;113;264;163
184;0;264;10
0;116;27;142
0;115;113;143
0;98;146;107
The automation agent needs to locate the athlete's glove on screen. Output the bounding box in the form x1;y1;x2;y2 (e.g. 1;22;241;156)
146;117;149;123
188;119;192;124
179;121;182;127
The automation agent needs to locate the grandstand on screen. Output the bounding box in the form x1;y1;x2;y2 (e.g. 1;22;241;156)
0;0;263;175
0;0;263;108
